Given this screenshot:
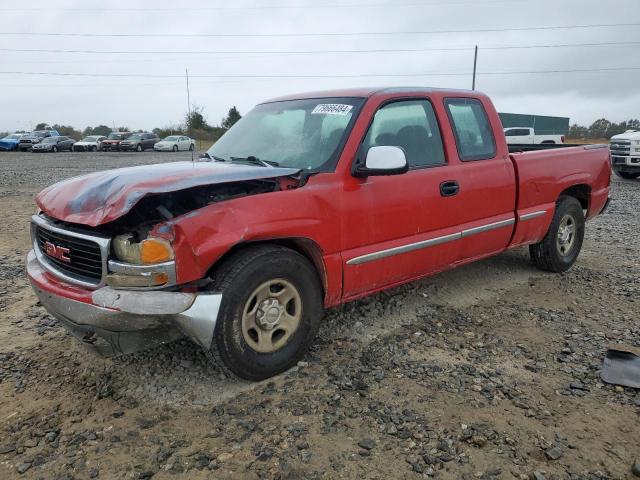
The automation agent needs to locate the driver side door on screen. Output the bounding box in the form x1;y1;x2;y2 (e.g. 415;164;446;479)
340;98;465;299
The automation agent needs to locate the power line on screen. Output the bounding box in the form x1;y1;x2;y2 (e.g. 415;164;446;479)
0;0;529;11
1;22;639;38
2;41;639;58
1;67;639;79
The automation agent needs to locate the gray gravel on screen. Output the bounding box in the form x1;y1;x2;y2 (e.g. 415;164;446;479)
0;151;638;479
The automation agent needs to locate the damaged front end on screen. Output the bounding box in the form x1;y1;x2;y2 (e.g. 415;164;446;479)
27;161;302;356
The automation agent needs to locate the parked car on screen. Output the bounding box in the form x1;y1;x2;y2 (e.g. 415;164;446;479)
154;135;196;152
18;130;60;151
0;133;25;151
504;127;565;145
119;132;160;152
100;132;131;151
72;135;106;152
609;129;640;179
26;87;611;381
31;136;75;152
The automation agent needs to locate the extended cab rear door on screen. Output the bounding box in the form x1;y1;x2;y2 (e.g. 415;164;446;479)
443;96;517;263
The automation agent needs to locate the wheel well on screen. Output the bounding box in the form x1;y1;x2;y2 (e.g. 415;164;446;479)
560;184;590;210
208;239;327;298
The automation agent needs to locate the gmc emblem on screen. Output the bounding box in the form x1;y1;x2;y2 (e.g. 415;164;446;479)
43;241;71;263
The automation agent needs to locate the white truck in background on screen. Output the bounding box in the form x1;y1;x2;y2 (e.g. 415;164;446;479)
504;127;565;145
610;129;640;179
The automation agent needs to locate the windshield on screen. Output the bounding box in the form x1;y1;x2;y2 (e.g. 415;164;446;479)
163;136;179;141
82;136;99;142
32;131;47;138
4;134;21;140
208;97;363;170
128;134;142;140
107;133;126;140
42;137;57;144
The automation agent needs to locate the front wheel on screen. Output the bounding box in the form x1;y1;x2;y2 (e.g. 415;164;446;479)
530;196;585;273
172;145;178;152
136;144;143;152
52;146;58;153
614;170;640;180
209;245;323;381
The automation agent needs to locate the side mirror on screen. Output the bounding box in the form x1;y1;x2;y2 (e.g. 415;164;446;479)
353;145;409;178
198;152;211;162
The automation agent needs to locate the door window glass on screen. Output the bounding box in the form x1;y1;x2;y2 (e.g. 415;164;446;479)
362;100;445;167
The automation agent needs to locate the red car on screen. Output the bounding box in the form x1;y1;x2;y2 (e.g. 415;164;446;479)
27;87;611;380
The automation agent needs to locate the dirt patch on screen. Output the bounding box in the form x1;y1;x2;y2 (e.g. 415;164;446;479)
0;151;638;479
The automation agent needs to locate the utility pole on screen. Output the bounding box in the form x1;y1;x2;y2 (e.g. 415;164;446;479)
472;45;478;90
185;68;194;159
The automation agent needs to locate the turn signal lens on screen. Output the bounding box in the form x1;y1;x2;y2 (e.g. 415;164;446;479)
140;238;174;264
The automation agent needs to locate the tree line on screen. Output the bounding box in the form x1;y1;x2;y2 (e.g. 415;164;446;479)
2;106;242;141
568;118;640;140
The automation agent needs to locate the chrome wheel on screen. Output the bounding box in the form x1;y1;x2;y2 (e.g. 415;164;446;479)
556;214;576;256
241;279;302;353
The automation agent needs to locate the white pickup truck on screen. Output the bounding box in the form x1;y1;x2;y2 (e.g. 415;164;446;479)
610;130;640;179
504;127;565;145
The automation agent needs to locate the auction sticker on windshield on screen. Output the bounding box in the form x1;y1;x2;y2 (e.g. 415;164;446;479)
311;104;353;116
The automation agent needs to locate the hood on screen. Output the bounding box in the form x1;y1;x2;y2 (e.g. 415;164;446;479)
36;161;300;227
611;131;640;141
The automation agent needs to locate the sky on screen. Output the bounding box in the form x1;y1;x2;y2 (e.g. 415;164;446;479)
0;0;639;133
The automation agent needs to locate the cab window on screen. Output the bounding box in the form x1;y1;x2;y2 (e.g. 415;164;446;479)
362;99;445;168
445;98;496;161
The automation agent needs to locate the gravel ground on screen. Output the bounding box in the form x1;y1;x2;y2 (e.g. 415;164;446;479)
0;151;638;480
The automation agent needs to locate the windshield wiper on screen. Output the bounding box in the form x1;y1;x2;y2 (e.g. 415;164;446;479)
229;156;279;168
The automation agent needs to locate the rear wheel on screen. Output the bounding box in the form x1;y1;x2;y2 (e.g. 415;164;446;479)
614;170;640;180
189;143;195;151
209;245;323;381
529;196;585;273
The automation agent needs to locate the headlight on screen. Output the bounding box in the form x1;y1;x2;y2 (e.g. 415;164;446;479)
112;234;174;264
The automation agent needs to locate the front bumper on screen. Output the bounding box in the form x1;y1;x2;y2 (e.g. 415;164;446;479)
27;250;222;356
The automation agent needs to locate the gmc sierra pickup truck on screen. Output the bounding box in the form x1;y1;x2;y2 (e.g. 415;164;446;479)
27;87;611;380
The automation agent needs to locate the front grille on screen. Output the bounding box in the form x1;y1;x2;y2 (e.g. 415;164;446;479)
610;140;631;157
36;226;103;283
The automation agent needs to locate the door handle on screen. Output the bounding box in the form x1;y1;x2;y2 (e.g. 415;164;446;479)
440;180;460;197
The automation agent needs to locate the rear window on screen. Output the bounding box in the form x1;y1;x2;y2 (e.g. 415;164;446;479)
445;98;496;161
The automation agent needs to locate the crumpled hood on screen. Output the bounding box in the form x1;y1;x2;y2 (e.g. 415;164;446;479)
36;161;300;227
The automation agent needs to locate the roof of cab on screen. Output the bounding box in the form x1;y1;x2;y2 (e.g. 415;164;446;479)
262;86;480;103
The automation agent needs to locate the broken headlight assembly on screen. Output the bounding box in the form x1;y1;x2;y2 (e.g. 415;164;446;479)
107;234;176;289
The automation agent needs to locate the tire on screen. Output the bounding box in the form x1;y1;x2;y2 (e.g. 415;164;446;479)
172;145;178;152
52;146;58;153
529;195;585;273
136;144;143;152
90;146;97;152
189;144;194;151
614;170;640;180
209;245;323;381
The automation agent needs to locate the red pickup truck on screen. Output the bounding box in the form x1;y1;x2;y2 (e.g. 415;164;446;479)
27;87;611;380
